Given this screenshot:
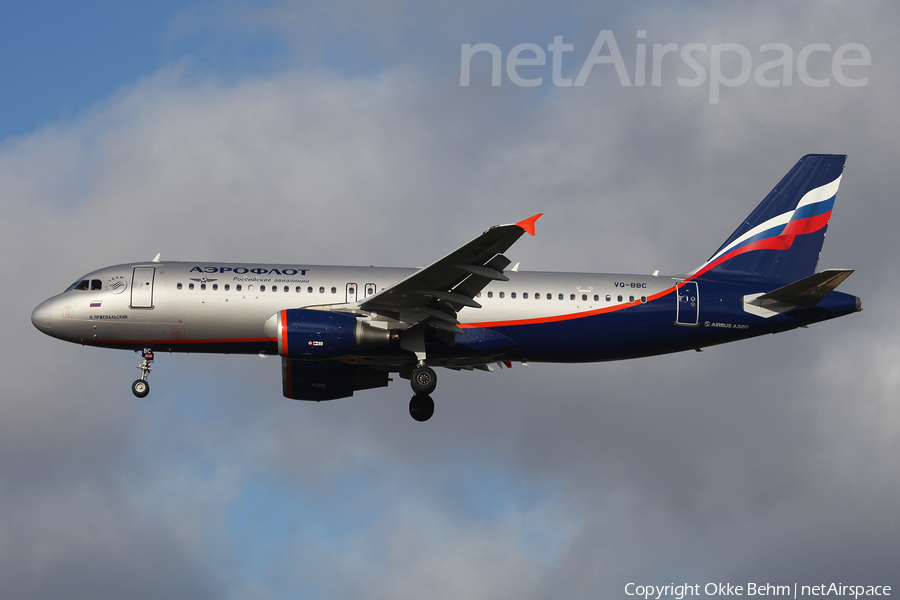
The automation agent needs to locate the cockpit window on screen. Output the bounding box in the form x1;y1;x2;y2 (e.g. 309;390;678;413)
66;279;104;292
67;280;91;292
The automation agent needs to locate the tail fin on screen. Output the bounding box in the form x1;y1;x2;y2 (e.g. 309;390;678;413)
692;154;846;283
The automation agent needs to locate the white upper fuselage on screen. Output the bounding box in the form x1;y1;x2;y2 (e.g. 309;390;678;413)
32;260;677;350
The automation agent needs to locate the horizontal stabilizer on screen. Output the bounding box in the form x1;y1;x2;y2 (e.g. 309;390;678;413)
757;269;854;306
743;269;855;318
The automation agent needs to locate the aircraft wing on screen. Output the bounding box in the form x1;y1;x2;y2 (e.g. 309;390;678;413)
359;214;542;333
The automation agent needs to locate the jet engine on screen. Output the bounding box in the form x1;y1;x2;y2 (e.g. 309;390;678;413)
266;309;391;359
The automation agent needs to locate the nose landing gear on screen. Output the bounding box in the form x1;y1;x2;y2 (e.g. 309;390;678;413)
132;348;154;398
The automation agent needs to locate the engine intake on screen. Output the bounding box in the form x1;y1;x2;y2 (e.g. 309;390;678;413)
267;309;390;359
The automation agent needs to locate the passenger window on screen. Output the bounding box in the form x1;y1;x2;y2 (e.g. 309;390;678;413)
91;280;102;290
189;283;195;290
177;283;183;290
296;286;301;293
331;287;337;294
487;291;493;298
319;287;325;294
523;292;529;299
606;295;611;302
308;287;313;294
617;295;623;302
237;284;242;292
547;293;552;300
212;284;218;291
582;294;587;301
225;284;230;291
201;284;206;291
499;292;504;299
629;296;635;302
641;296;647;303
511;292;516;299
260;285;266;292
535;293;540;299
570;294;575;301
284;286;289;293
558;293;564;300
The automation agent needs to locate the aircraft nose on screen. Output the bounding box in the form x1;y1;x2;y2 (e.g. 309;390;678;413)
31;301;53;331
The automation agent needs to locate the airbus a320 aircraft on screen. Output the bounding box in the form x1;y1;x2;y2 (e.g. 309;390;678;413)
32;154;860;421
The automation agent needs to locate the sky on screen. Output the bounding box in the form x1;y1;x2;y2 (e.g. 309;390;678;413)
2;1;899;598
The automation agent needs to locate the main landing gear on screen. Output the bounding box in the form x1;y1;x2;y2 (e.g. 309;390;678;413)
411;364;436;395
132;348;153;398
409;394;434;422
408;363;437;421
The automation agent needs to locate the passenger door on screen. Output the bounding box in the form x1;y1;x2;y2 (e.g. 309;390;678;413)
131;267;155;308
675;281;699;326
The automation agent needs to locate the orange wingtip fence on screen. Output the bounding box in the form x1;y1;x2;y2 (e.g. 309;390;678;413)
515;213;543;236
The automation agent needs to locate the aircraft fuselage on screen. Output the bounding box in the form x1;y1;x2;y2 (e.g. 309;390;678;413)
32;260;859;364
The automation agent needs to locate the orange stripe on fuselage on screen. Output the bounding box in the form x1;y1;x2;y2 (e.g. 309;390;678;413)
460;286;677;329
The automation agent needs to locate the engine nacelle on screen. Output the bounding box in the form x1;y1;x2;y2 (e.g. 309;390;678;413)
266;309;390;359
282;359;389;401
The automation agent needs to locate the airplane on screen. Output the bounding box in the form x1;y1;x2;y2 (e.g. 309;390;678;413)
32;154;861;421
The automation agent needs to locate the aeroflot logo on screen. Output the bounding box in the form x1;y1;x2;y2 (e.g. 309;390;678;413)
190;266;310;276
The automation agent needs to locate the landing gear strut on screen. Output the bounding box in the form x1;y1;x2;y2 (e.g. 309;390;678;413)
132;348;153;398
401;329;439;419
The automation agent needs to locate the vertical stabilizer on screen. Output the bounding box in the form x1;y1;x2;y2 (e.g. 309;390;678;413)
692;154;846;283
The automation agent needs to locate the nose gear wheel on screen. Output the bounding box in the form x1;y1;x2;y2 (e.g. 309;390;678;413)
132;348;154;398
132;379;150;398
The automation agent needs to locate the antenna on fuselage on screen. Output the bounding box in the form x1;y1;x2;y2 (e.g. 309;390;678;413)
152;253;161;263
